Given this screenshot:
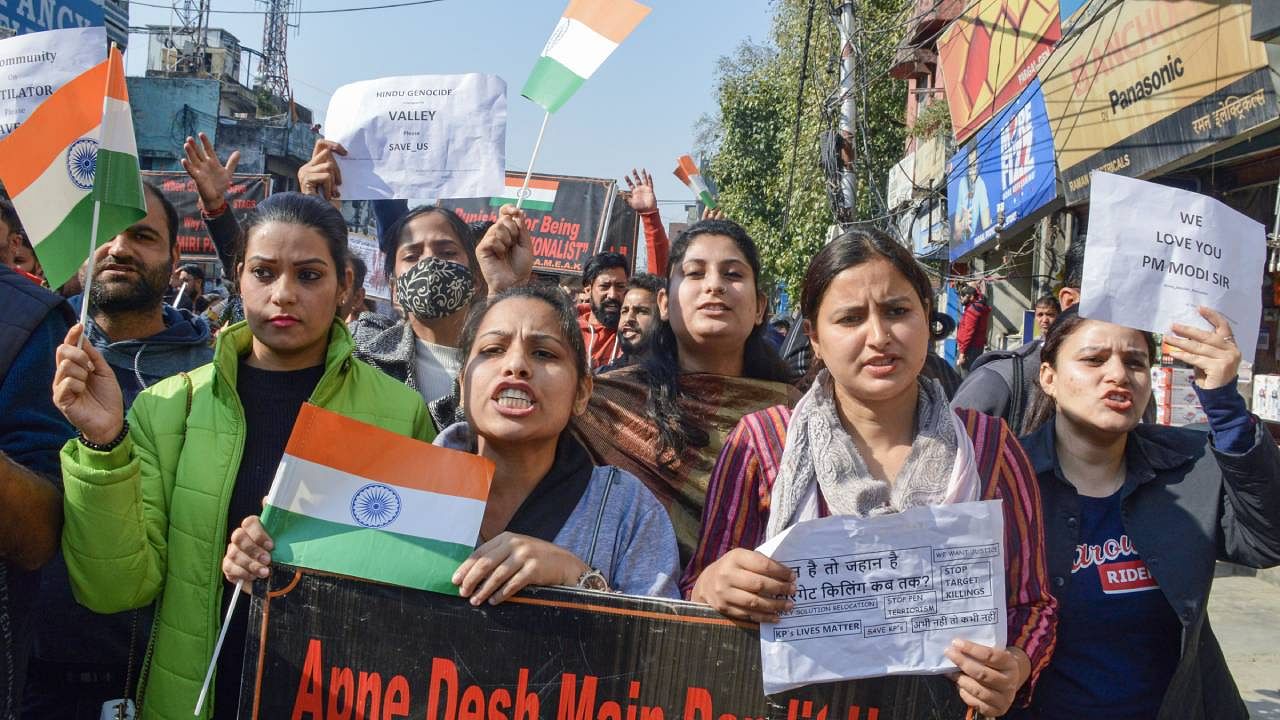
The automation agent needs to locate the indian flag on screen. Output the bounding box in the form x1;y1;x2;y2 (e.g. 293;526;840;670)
261;404;494;595
522;0;651;113
490;175;559;211
673;154;717;209
0;46;145;290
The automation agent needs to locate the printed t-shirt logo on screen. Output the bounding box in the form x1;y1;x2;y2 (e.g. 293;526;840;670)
1072;533;1159;594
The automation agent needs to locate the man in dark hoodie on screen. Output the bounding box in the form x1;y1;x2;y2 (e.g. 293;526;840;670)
23;182;214;719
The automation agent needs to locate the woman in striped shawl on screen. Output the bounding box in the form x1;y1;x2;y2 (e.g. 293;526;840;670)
683;229;1056;718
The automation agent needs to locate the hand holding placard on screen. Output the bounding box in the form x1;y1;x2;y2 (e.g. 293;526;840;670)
1163;307;1244;390
1079;172;1265;352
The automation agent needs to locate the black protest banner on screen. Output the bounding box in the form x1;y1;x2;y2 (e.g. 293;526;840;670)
439;172;635;277
142;172;272;258
239;567;966;720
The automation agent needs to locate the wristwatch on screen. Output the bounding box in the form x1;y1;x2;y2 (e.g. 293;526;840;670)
576;568;609;592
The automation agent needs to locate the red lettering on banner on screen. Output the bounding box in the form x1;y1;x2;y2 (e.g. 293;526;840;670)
329;667;354;720
560;674;599;720
355;671;381;720
1098;559;1159;594
384;675;410;719
293;638;326;719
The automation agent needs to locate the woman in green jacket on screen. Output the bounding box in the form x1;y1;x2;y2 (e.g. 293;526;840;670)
52;192;435;720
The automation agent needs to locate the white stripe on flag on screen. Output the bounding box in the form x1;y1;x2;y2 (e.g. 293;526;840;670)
17;132;95;244
272;455;485;547
688;174;710;196
543;17;619;80
100;98;136;154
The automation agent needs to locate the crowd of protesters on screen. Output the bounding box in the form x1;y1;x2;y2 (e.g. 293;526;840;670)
0;133;1277;720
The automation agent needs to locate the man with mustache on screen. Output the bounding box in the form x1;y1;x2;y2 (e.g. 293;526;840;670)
23;182;214;719
578;252;629;370
599;272;664;374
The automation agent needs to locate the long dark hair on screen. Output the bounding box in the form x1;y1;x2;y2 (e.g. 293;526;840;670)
639;219;791;465
238;192;349;283
1022;307;1157;434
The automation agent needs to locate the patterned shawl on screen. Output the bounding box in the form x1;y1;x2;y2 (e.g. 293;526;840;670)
573;365;800;561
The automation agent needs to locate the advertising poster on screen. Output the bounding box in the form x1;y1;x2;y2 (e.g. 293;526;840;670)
946;79;1057;261
143;171;271;258
439;171;635;277
936;0;1061;143
240;566;969;720
1038;0;1276;204
0;0;103;38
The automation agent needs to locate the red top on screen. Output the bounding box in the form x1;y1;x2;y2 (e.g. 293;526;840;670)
957;296;992;354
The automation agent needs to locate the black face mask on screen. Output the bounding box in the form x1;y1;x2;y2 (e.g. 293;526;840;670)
395;257;475;322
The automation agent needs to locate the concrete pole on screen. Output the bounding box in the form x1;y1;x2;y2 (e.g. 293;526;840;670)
834;2;858;215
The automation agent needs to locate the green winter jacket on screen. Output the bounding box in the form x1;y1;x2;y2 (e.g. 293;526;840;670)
59;319;434;719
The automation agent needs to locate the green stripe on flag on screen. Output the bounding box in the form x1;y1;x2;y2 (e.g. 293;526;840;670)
265;506;473;595
698;191;718;210
521;56;585;114
95;148;145;210
489;196;554;211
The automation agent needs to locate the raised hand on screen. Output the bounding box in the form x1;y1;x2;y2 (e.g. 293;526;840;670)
476;204;534;294
180;132;240;212
298;139;347;209
52;324;124;445
701;207;724;221
623;168;657;214
451;531;589;606
1165;306;1242;390
690;548;796;624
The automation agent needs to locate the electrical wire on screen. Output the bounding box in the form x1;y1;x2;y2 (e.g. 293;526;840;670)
128;0;444;14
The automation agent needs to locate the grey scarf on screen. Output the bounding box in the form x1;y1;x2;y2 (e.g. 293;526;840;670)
765;369;959;539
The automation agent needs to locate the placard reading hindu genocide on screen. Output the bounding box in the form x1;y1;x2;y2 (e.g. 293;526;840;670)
439;172;633;277
238;567;968;720
323;73;506;201
0;26;104;139
143;171;271;258
756;501;1006;695
1080;172;1265;353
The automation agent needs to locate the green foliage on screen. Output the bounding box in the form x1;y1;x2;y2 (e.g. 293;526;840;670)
698;0;909;300
908;97;951;140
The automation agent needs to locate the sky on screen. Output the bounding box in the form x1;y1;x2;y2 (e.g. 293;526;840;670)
123;0;777;227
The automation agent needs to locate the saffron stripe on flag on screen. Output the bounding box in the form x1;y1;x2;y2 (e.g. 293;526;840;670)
0;59;107;196
562;0;651;44
266;508;472;595
284;404;492;502
504;177;560;191
267;454;485;547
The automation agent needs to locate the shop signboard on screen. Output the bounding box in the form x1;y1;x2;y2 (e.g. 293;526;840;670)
946;79;1057;261
1038;0;1277;205
0;0;103;37
936;0;1061;143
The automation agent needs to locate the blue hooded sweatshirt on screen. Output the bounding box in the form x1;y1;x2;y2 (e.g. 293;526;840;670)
82;304;214;406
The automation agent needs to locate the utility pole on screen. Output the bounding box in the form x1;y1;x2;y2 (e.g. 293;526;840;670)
834;1;858;219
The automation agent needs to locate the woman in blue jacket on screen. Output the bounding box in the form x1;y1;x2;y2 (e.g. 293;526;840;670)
1012;307;1280;720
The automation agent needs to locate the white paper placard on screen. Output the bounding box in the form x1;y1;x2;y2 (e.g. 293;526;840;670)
323;73;506;201
756;500;1007;695
1080;171;1265;352
0;26;106;139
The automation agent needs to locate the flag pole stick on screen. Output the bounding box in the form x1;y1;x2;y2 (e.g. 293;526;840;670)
515;111;551;211
192;452;292;714
193;579;244;716
77;42;118;349
76;200;103;348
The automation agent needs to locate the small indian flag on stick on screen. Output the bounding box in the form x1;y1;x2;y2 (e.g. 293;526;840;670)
261;404;494;595
0;45;144;290
522;0;651;113
490;175;559;211
673;155;717;209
